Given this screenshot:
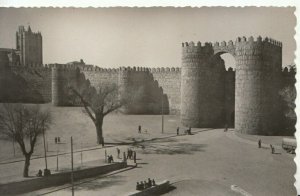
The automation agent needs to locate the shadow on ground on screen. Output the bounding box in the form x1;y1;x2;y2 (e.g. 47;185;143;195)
133;138;207;155
74;175;126;191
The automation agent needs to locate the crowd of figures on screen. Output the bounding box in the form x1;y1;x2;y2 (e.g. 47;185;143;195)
136;178;156;191
105;147;137;164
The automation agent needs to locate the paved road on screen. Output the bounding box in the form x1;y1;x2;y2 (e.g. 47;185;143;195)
24;129;296;196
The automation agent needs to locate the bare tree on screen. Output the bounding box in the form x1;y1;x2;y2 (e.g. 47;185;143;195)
67;70;139;146
0;104;51;177
69;82;137;146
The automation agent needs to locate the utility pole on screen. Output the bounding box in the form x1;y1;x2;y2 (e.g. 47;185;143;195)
80;143;83;166
42;122;48;169
71;137;74;196
12;138;16;157
56;148;59;171
161;95;164;134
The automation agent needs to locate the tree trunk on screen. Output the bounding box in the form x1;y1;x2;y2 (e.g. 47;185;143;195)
95;114;104;146
23;154;31;177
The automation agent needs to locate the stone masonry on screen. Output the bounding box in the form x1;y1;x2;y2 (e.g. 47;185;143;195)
0;26;296;136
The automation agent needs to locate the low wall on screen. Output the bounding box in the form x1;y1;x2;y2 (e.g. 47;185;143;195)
128;180;170;196
0;162;127;195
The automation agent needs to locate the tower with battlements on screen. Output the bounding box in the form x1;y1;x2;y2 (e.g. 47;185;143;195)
16;25;43;65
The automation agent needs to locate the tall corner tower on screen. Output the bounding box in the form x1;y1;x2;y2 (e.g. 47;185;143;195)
16;25;43;66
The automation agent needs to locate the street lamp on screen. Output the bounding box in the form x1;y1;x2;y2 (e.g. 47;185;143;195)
42;121;49;175
161;94;164;134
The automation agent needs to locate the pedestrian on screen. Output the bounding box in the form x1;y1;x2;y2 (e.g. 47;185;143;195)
224;124;228;132
152;179;156;186
189;127;192;135
138;125;141;133
258;139;261;148
148;178;152;187
55;137;57;144
177;127;179;135
136;182;140;190
133;151;137;163
110;155;114;163
127;148;130;159
36;169;42;177
117;148;120;159
270;144;274;154
140;181;144;190
123;151;126;162
144;181;148;189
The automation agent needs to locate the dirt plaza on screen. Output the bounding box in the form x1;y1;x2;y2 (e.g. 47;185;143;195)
0;106;295;196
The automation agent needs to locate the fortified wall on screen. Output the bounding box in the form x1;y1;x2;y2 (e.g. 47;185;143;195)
0;30;297;136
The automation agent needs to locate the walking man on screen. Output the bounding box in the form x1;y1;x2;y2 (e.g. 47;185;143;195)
258;139;261;148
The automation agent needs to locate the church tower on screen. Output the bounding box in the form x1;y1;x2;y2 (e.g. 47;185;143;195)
16;25;42;66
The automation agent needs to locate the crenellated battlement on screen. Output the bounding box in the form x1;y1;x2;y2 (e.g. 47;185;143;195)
282;66;296;74
182;36;282;57
226;67;236;72
150;67;181;73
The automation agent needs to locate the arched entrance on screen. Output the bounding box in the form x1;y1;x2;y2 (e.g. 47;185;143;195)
213;51;236;128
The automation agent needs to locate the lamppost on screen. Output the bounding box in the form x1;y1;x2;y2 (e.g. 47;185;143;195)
71;137;74;196
12;138;16;157
42;121;48;172
161;94;164;134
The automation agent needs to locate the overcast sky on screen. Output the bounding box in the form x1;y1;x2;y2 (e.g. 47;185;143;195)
0;7;296;68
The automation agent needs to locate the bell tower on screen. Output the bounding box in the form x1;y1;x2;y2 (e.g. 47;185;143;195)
16;25;42;66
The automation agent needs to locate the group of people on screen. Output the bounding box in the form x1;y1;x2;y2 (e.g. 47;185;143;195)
36;169;51;177
106;147;137;164
54;137;61;144
258;139;275;154
126;148;137;163
184;127;192;135
136;178;156;191
107;155;114;163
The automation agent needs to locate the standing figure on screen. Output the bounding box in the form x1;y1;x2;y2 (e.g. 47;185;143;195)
270;144;274;154
140;181;144;190
152;179;156;186
123;151;127;162
138;125;141;133
177;127;179;135
224;124;228;132
117;148;120;159
258;139;261;148
133;151;137;163
148;178;152;187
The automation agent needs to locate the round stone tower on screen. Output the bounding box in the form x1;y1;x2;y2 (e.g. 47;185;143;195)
0;51;9;101
51;65;65;106
181;42;226;127
118;67;131;113
234;36;282;135
52;65;79;106
0;51;9;71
